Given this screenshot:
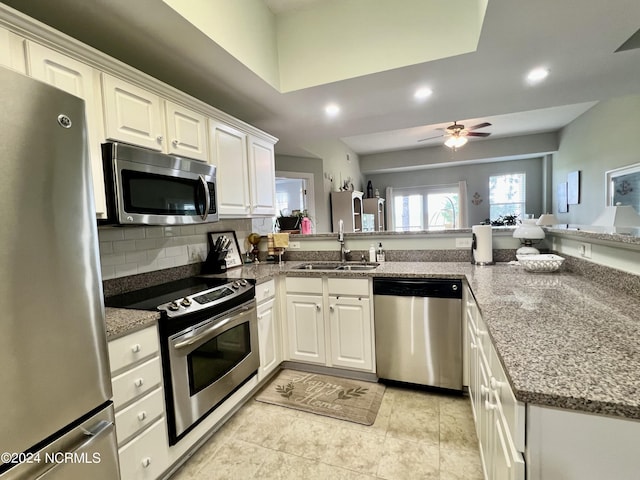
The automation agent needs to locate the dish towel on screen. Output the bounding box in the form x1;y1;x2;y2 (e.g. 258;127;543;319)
272;233;290;248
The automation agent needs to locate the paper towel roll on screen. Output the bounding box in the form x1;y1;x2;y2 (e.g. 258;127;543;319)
472;225;493;264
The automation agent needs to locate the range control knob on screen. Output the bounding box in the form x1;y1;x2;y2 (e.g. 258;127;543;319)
232;281;240;289
180;297;192;307
167;301;180;311
239;279;248;286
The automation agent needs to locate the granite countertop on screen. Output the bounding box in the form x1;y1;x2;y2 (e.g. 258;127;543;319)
105;307;159;340
104;260;640;420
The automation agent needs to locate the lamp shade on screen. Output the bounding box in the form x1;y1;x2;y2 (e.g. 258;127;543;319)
536;213;559;226
513;219;546;240
592;205;640;227
444;136;468;149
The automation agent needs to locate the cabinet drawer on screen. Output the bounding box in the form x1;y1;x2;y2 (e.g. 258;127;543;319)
112;357;162;410
256;279;276;302
285;276;322;294
118;418;169;480
488;343;525;452
327;278;369;296
115;387;165;446
108;326;159;373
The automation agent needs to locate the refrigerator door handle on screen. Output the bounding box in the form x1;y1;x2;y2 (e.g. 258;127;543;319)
199;175;210;221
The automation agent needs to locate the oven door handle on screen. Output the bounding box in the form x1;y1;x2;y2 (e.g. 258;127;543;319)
173;306;253;350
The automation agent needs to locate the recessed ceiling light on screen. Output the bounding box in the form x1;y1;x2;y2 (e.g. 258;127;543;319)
527;67;549;84
414;87;433;100
324;103;340;116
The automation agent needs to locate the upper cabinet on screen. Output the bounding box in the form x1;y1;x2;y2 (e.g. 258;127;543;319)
165;100;208;162
210;122;277;217
0;25;26;73
102;73;164;152
247;135;276;216
209;120;251;217
26;42;107;218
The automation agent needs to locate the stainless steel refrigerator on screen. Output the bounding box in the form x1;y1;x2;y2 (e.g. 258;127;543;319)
0;66;120;478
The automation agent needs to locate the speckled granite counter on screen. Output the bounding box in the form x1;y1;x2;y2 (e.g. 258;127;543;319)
104;260;640;420
105;307;159;340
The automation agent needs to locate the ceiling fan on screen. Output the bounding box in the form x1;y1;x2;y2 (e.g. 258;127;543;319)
418;121;492;149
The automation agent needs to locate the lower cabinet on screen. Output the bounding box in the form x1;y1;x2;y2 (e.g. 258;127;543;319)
285;276;374;372
465;286;525;480
107;325;170;480
256;279;282;381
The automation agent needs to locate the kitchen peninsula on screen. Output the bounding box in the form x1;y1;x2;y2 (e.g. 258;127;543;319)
105;245;640;480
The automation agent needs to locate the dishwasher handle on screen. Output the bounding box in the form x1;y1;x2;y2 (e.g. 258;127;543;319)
373;277;462;299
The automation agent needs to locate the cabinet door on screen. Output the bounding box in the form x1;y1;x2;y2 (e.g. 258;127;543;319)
490;396;525;480
257;298;280;380
328;296;372;371
165;100;208;161
247;135;276;215
102;73;164;151
286;293;325;364
209;120;250;216
0;26;26;73
27;42;108;218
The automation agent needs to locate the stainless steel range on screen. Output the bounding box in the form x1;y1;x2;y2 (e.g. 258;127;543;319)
106;277;258;445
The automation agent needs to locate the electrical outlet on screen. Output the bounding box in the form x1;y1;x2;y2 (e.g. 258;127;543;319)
579;243;592;258
289;241;301;249
455;237;473;248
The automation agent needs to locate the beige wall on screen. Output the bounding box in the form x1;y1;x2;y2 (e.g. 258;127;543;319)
553;94;640;226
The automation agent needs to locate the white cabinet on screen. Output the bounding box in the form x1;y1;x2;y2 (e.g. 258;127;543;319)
331;190;364;233
209;122;277;218
165;100;209;161
465;287;525;480
0;25;25;73
285;276;374;372
26;41;107;217
102;73;164;151
247;135;276;215
209;120;251;216
108;325;169;480
256;279;281;380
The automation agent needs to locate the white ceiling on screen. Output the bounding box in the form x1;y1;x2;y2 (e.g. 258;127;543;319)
5;0;640;166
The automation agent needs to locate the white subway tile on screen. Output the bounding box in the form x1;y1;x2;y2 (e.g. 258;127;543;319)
115;263;138;277
137;260;159;273
164;227;179;237
123;228;146;240
101;265;116;280
135;238;158;250
180;225;196;235
165;245;188;257
145;227;164;238
125;251;148;264
157;257;175;269
101;253;126;266
99;242;113;255
112;240;137;253
98;228;125;242
146;248;165;261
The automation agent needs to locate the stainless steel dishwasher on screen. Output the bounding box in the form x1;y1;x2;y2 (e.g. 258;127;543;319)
373;278;462;390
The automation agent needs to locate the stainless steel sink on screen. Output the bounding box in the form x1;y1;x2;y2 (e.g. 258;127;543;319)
294;262;379;271
335;263;379;271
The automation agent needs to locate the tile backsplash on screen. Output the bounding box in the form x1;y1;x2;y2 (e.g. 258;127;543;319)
98;219;253;280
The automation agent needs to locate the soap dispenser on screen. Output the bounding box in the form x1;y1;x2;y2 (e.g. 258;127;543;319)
376;242;385;262
369;244;376;262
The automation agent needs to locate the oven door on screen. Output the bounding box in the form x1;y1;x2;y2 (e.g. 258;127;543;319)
167;300;258;442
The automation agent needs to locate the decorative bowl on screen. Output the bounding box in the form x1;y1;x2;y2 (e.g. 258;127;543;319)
516;254;565;273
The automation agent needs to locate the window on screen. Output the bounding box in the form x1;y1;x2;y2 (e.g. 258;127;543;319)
489;173;525;220
391;185;459;231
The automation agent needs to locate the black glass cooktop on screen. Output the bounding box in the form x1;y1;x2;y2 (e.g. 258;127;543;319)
104;277;229;311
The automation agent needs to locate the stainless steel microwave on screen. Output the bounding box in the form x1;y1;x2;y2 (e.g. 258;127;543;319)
101;142;218;225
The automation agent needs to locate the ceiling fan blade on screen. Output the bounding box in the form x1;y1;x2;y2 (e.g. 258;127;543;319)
466;131;491;137
417;134;445;142
467;122;492;131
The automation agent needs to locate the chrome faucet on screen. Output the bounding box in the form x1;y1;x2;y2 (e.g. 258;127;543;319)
338;219;350;262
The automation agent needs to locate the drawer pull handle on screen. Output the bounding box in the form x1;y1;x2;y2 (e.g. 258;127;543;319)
156;135;163;143
329;305;334;312
172;139;179;146
141;457;152;468
134;378;144;388
316;304;321;311
264;288;270;294
137;411;147;421
131;344;141;353
490;377;503;390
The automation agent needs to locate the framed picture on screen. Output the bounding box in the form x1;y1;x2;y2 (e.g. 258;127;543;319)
567;170;580;205
557;182;568;213
208;231;243;269
606;163;640;211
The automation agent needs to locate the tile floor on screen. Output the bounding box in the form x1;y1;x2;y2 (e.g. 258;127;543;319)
169;383;484;480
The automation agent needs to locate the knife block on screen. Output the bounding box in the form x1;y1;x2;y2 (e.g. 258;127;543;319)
203;250;228;274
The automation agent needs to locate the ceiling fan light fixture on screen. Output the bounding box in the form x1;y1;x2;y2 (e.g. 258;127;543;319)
324;103;340;117
444;135;467;148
